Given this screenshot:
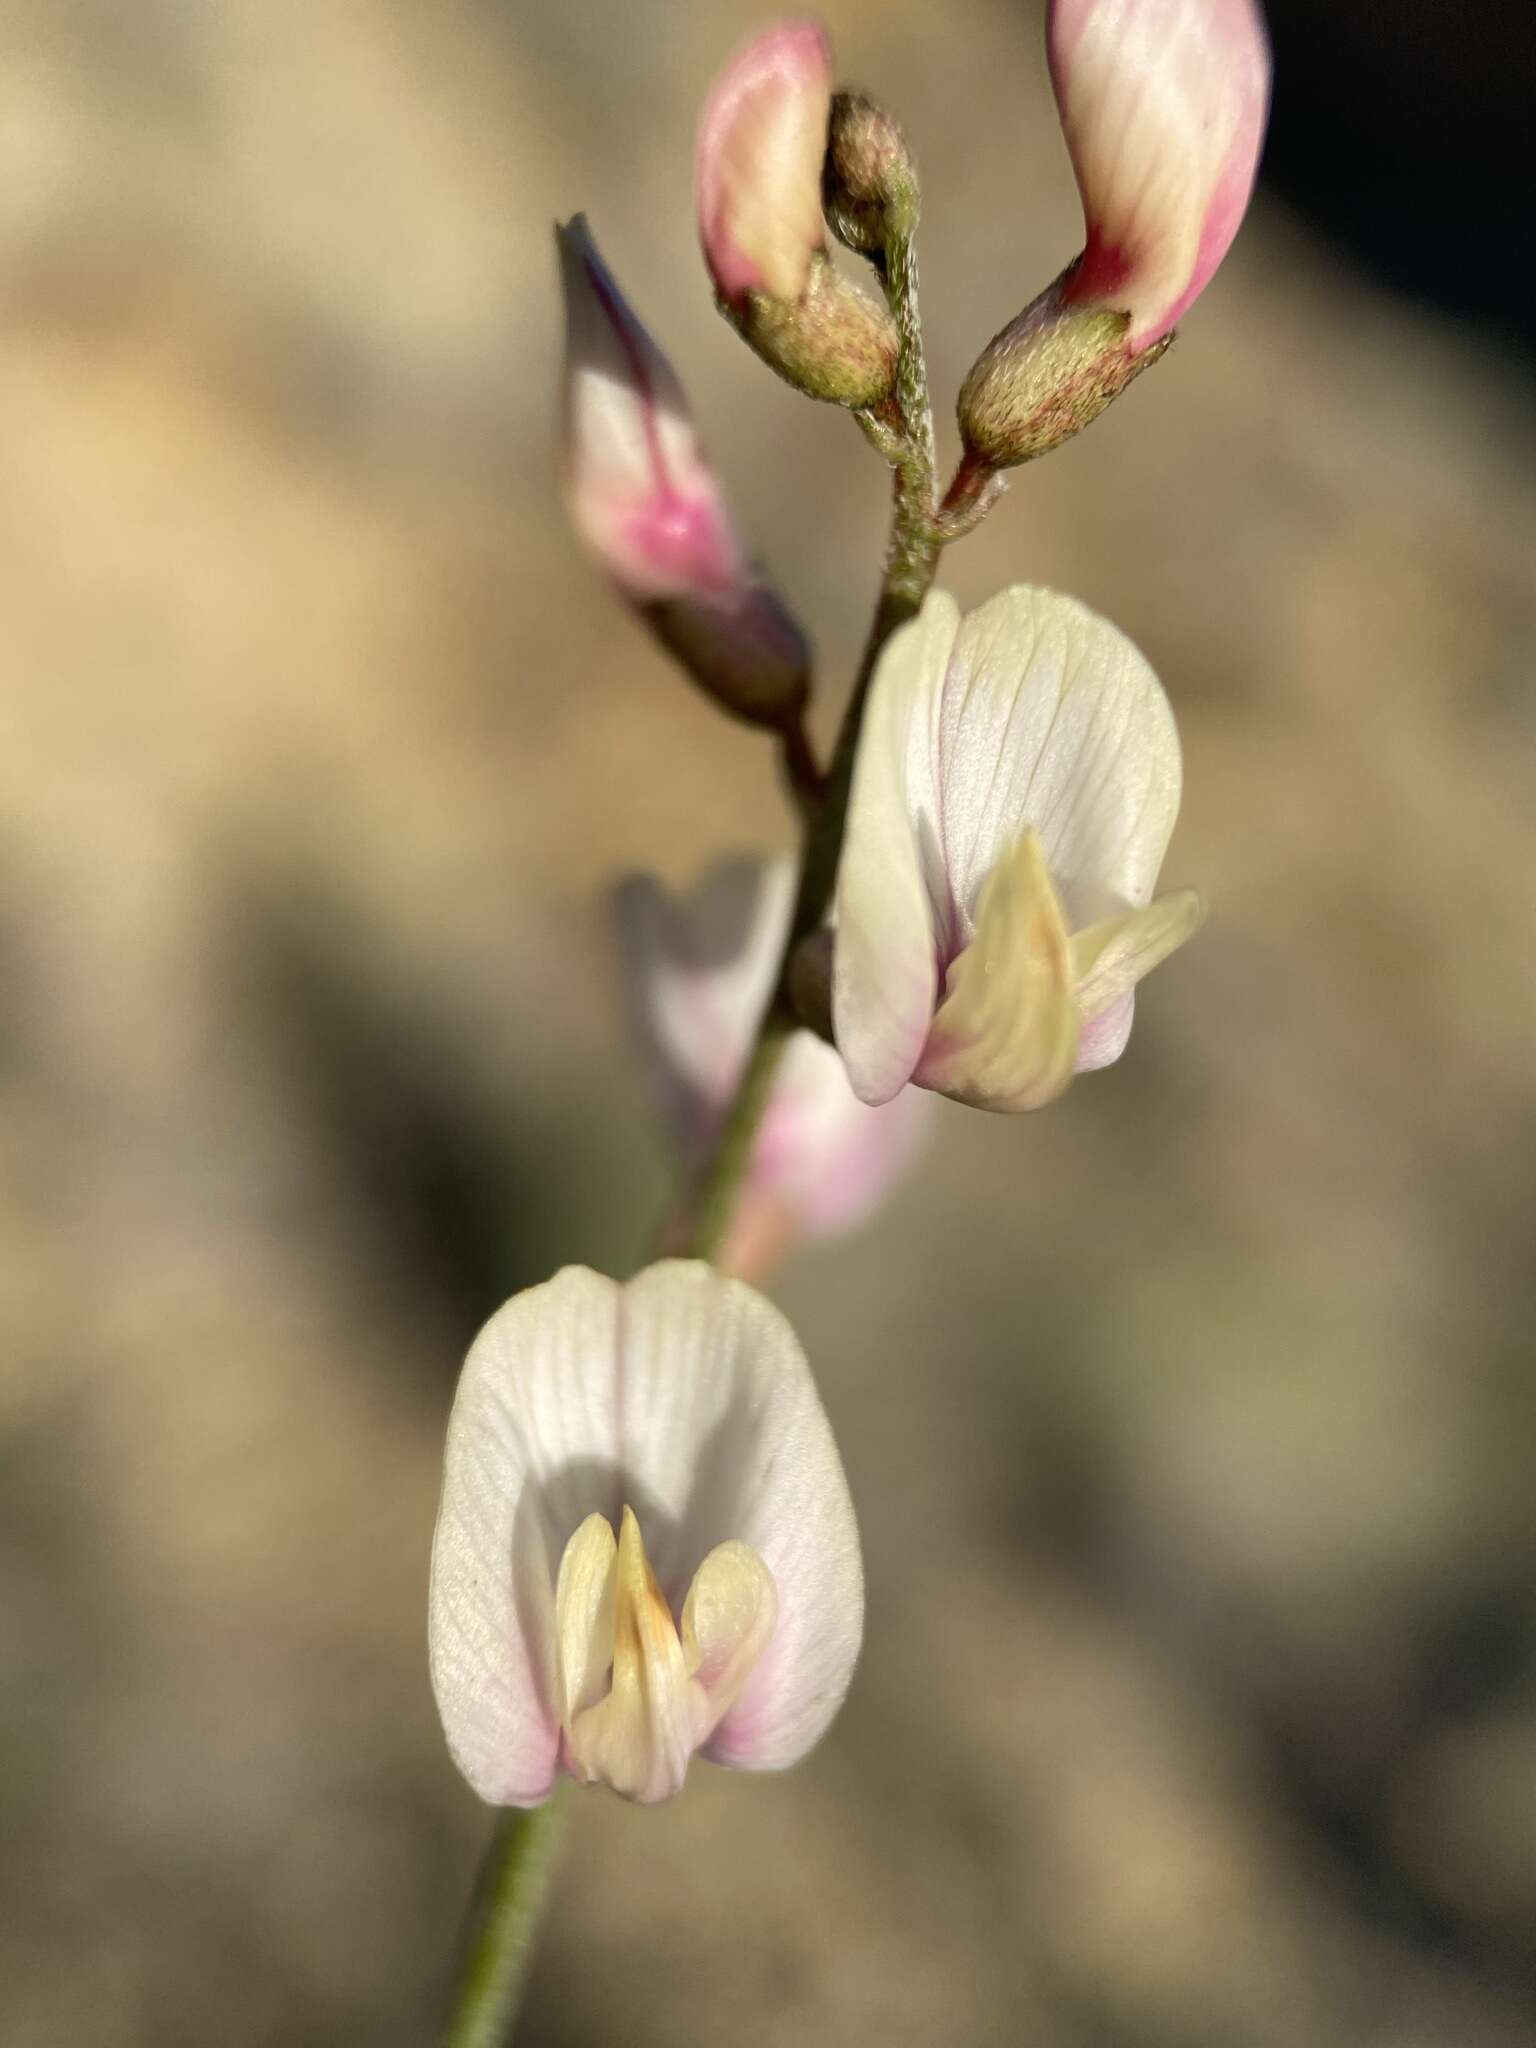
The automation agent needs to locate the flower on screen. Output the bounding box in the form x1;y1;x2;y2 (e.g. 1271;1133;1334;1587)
557;214;808;725
1049;0;1271;353
695;20;832;308
616;859;932;1276
429;1262;862;1806
832;586;1202;1114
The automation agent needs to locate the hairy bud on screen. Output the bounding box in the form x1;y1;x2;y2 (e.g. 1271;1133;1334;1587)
822;92;918;260
957;279;1168;472
696;23;898;410
731;251;898;409
956;0;1267;472
1049;0;1271;351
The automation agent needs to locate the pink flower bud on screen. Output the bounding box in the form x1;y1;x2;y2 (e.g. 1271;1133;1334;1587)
695;20;832;309
693;25;899;410
558;216;810;725
1049;0;1271;351
558;214;745;605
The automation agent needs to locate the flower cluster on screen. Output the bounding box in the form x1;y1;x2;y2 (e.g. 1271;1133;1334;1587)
431;0;1270;1826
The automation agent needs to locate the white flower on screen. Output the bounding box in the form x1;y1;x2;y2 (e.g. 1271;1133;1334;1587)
833;586;1202;1114
616;859;932;1274
429;1262;862;1806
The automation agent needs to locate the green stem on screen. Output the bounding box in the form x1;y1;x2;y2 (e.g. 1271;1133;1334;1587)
441;1796;567;2048
439;196;965;2048
680;211;941;1262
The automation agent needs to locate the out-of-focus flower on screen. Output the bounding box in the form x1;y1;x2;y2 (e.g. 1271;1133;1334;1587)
430;1262;862;1806
833;586;1201;1114
1049;0;1271;352
695;23;898;408
557;214;808;726
616;860;932;1277
955;0;1269;472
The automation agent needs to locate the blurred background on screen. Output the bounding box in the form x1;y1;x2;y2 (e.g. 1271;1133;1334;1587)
3;0;1535;2041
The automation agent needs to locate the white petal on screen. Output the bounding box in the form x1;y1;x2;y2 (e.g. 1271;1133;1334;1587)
1075;989;1136;1072
430;1263;862;1801
833;592;959;1104
429;1265;623;1806
682;1539;778;1715
620;861;934;1251
614;861;789;1140
1071;887;1205;1019
613;1263;862;1773
926;585;1183;937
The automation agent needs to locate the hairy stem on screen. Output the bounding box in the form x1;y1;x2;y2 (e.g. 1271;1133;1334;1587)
681;211;940;1262
441;198;957;2048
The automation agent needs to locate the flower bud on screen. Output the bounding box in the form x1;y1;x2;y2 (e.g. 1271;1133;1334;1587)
1049;0;1270;351
697;20;831;309
822;92;918;260
730;251;899;410
956;283;1165;474
695;23;898;410
957;0;1269;473
645;582;809;728
557;215;809;728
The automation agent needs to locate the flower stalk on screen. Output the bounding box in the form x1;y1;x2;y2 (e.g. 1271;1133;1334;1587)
436;0;1267;2014
679;195;943;1261
441;1797;567;2048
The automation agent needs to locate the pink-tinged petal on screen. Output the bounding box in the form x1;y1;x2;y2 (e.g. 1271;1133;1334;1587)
558;215;745;602
430;1263;862;1801
696;20;832;306
926;586;1182;938
762;1033;933;1236
614;862;786;1143
429;1266;623;1806
1074;989;1135;1071
834;586;1197;1114
1049;0;1271;349
833;593;959;1105
617;862;933;1251
605;1263;862;1773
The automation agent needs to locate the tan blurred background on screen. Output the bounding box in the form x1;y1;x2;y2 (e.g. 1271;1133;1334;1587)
4;1;1536;2042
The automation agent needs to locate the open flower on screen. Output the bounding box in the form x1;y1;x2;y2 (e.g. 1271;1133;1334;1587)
616;859;932;1276
557;214;808;725
833;586;1202;1114
1050;0;1271;352
429;1261;862;1806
